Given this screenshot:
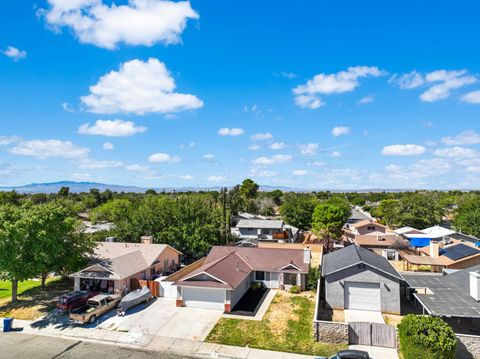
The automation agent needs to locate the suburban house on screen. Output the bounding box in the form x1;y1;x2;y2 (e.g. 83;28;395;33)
321;245;403;314
231;212;266;226
400;241;480;272
72;236;181;295
399;225;480;248
343;219;405;259
404;266;480;334
347;206;374;224
173;246;310;312
231;219;298;244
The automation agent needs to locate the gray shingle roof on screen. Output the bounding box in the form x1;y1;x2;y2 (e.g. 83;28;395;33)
322;245;403;280
236;219;284;229
404;266;480;317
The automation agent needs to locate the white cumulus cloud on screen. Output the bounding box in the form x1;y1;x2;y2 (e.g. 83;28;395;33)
332;126;350;137
102;142;114;150
248;144;260;151
299;143;319;156
250;132;273;141
293;170;308;176
218;128;244;136
382;144;426;156
434;146;477;158
148;152;180;163
2;46;27;61
270;142;287;150
9;139;90;159
251;154;292;165
40;0;199;49
357;95;374;105
78;119;147;136
420;70;476;102
461;90;480;104
207;175;226;182
293;66;383;109
203;154;215;160
81;58;203;115
441;130;480;146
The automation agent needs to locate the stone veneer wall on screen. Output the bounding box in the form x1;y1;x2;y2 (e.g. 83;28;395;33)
313;320;349;344
456;334;480;359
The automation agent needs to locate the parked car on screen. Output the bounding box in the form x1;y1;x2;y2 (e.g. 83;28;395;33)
57;291;95;311
317;350;370;359
69;294;121;324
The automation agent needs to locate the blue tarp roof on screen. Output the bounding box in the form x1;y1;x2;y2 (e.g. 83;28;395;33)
409;237;431;247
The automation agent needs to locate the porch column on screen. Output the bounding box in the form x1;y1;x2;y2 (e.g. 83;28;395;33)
74;277;80;291
225;290;231;313
176;286;183;307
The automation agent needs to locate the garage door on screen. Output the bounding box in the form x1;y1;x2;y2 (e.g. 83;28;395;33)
345;282;380;311
183;287;225;310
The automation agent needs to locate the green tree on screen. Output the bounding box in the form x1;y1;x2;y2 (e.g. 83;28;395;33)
228;185;246;215
58;186;70;197
0;205;37;302
268;190;284;206
311;200;350;249
28;203;94;289
453;195;480;237
145;189;157;195
280;193;317;229
239;179;259;200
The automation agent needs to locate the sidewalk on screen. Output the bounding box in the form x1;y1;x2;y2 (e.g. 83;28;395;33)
4;317;315;359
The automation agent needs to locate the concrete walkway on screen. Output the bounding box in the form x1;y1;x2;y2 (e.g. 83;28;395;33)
344;310;385;324
349;345;399;359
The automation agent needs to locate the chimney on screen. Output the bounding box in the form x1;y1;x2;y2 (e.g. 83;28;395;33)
304;247;311;264
105;236;116;243
430;242;439;258
470;272;480;301
141;235;153;245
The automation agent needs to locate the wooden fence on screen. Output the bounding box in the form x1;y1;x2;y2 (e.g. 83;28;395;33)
348;322;397;348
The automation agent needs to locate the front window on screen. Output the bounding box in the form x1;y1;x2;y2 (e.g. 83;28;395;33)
284;273;297;285
255;271;265;281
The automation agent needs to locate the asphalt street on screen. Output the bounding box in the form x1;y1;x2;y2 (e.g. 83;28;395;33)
0;333;197;359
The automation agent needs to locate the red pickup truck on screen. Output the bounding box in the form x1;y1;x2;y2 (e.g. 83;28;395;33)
57;291;96;311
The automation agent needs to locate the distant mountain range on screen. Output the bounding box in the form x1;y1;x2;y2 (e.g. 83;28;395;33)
0;180;434;194
0;181;309;194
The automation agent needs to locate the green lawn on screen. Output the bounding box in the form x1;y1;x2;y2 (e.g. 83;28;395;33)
0;280;48;300
207;291;347;356
0;278;70;320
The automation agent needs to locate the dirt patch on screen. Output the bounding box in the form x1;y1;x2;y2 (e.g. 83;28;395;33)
332;309;345;322
266;292;298;335
384;314;403;327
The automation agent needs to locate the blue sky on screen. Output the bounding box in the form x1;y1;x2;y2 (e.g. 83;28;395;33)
1;0;480;190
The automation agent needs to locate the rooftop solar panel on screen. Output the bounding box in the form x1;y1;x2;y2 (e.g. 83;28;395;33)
441;243;479;261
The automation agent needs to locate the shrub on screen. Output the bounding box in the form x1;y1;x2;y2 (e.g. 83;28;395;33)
250;282;262;291
398;314;457;359
306;266;320;290
289;285;300;294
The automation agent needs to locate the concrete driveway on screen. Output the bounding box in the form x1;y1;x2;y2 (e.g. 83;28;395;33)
97;297;222;341
27;297;222;342
349;345;399;359
344;310;384;324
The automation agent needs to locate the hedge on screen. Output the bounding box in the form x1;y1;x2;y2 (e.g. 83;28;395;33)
398;314;457;359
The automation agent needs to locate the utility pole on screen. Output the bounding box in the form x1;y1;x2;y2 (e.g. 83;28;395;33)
222;187;228;244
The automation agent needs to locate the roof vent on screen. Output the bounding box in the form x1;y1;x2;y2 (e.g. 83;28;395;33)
470;272;480;301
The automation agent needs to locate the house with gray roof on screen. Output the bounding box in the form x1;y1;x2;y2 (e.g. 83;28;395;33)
71;236;181;296
231;218;298;244
404;266;480;321
321;245;403;314
173;246;311;312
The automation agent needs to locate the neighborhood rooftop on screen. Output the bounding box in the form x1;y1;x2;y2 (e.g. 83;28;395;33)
235;219;284;229
322;244;403;280
404;265;480;318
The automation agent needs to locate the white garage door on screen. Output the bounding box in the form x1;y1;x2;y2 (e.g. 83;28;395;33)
183;287;225;310
345;282;381;311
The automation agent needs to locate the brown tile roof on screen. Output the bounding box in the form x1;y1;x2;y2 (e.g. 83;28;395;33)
175;246;309;290
74;242;181;280
353;234;407;248
349;219;386;229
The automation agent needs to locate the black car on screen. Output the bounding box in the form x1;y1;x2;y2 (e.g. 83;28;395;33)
317;349;370;359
